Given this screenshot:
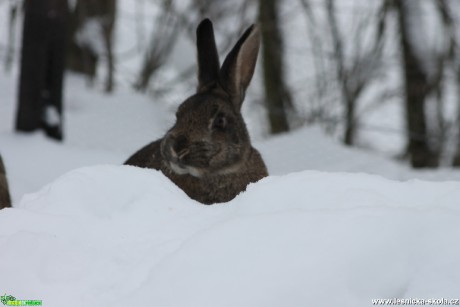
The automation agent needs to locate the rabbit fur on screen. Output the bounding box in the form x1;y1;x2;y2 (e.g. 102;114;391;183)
125;19;268;204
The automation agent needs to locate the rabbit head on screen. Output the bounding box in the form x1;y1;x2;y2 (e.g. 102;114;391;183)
160;19;260;178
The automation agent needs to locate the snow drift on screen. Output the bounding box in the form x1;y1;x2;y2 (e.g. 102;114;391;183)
1;165;459;307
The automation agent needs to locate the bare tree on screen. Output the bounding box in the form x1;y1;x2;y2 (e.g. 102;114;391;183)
16;0;69;141
68;1;98;82
101;0;116;93
0;154;11;209
4;0;20;72
299;0;331;126
67;0;116;92
394;0;440;167
436;0;460;166
259;0;292;134
324;0;387;146
455;68;460;166
134;0;178;92
133;0;255;94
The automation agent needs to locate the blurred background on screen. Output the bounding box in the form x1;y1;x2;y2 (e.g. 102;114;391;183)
1;0;460;202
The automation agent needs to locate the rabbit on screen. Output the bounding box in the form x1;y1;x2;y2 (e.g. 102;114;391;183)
0;154;11;209
125;18;268;204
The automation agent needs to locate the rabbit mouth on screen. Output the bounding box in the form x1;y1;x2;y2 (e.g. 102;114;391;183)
168;161;203;178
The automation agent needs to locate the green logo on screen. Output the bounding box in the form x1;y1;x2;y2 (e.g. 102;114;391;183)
1;294;41;306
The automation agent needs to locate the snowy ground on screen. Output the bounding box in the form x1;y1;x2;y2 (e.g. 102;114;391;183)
2;166;460;307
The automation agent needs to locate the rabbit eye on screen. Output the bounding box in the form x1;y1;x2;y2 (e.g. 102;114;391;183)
213;113;227;131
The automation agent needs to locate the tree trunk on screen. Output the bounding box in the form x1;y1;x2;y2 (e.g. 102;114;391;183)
16;0;68;141
396;1;438;168
453;68;460;166
102;0;116;93
259;0;291;134
0;154;11;209
4;2;19;72
326;0;356;146
67;0;98;81
67;0;116;91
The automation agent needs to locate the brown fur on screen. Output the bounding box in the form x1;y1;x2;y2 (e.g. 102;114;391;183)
0;155;12;209
125;19;268;204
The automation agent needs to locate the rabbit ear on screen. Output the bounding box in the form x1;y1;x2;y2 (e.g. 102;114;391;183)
219;24;260;111
196;19;220;92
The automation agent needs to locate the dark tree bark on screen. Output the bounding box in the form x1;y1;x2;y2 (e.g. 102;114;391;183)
0;154;11;209
396;1;438;168
259;0;291;134
16;0;68;141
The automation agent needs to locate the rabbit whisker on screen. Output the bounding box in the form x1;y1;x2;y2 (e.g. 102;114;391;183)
178;149;190;160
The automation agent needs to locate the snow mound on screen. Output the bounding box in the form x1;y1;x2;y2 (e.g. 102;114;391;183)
1;166;459;307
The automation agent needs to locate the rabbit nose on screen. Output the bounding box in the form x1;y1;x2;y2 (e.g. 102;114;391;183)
172;135;189;158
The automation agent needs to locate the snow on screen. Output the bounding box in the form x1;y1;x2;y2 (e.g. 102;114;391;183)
75;18;106;56
1;166;460;307
1;1;460;306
